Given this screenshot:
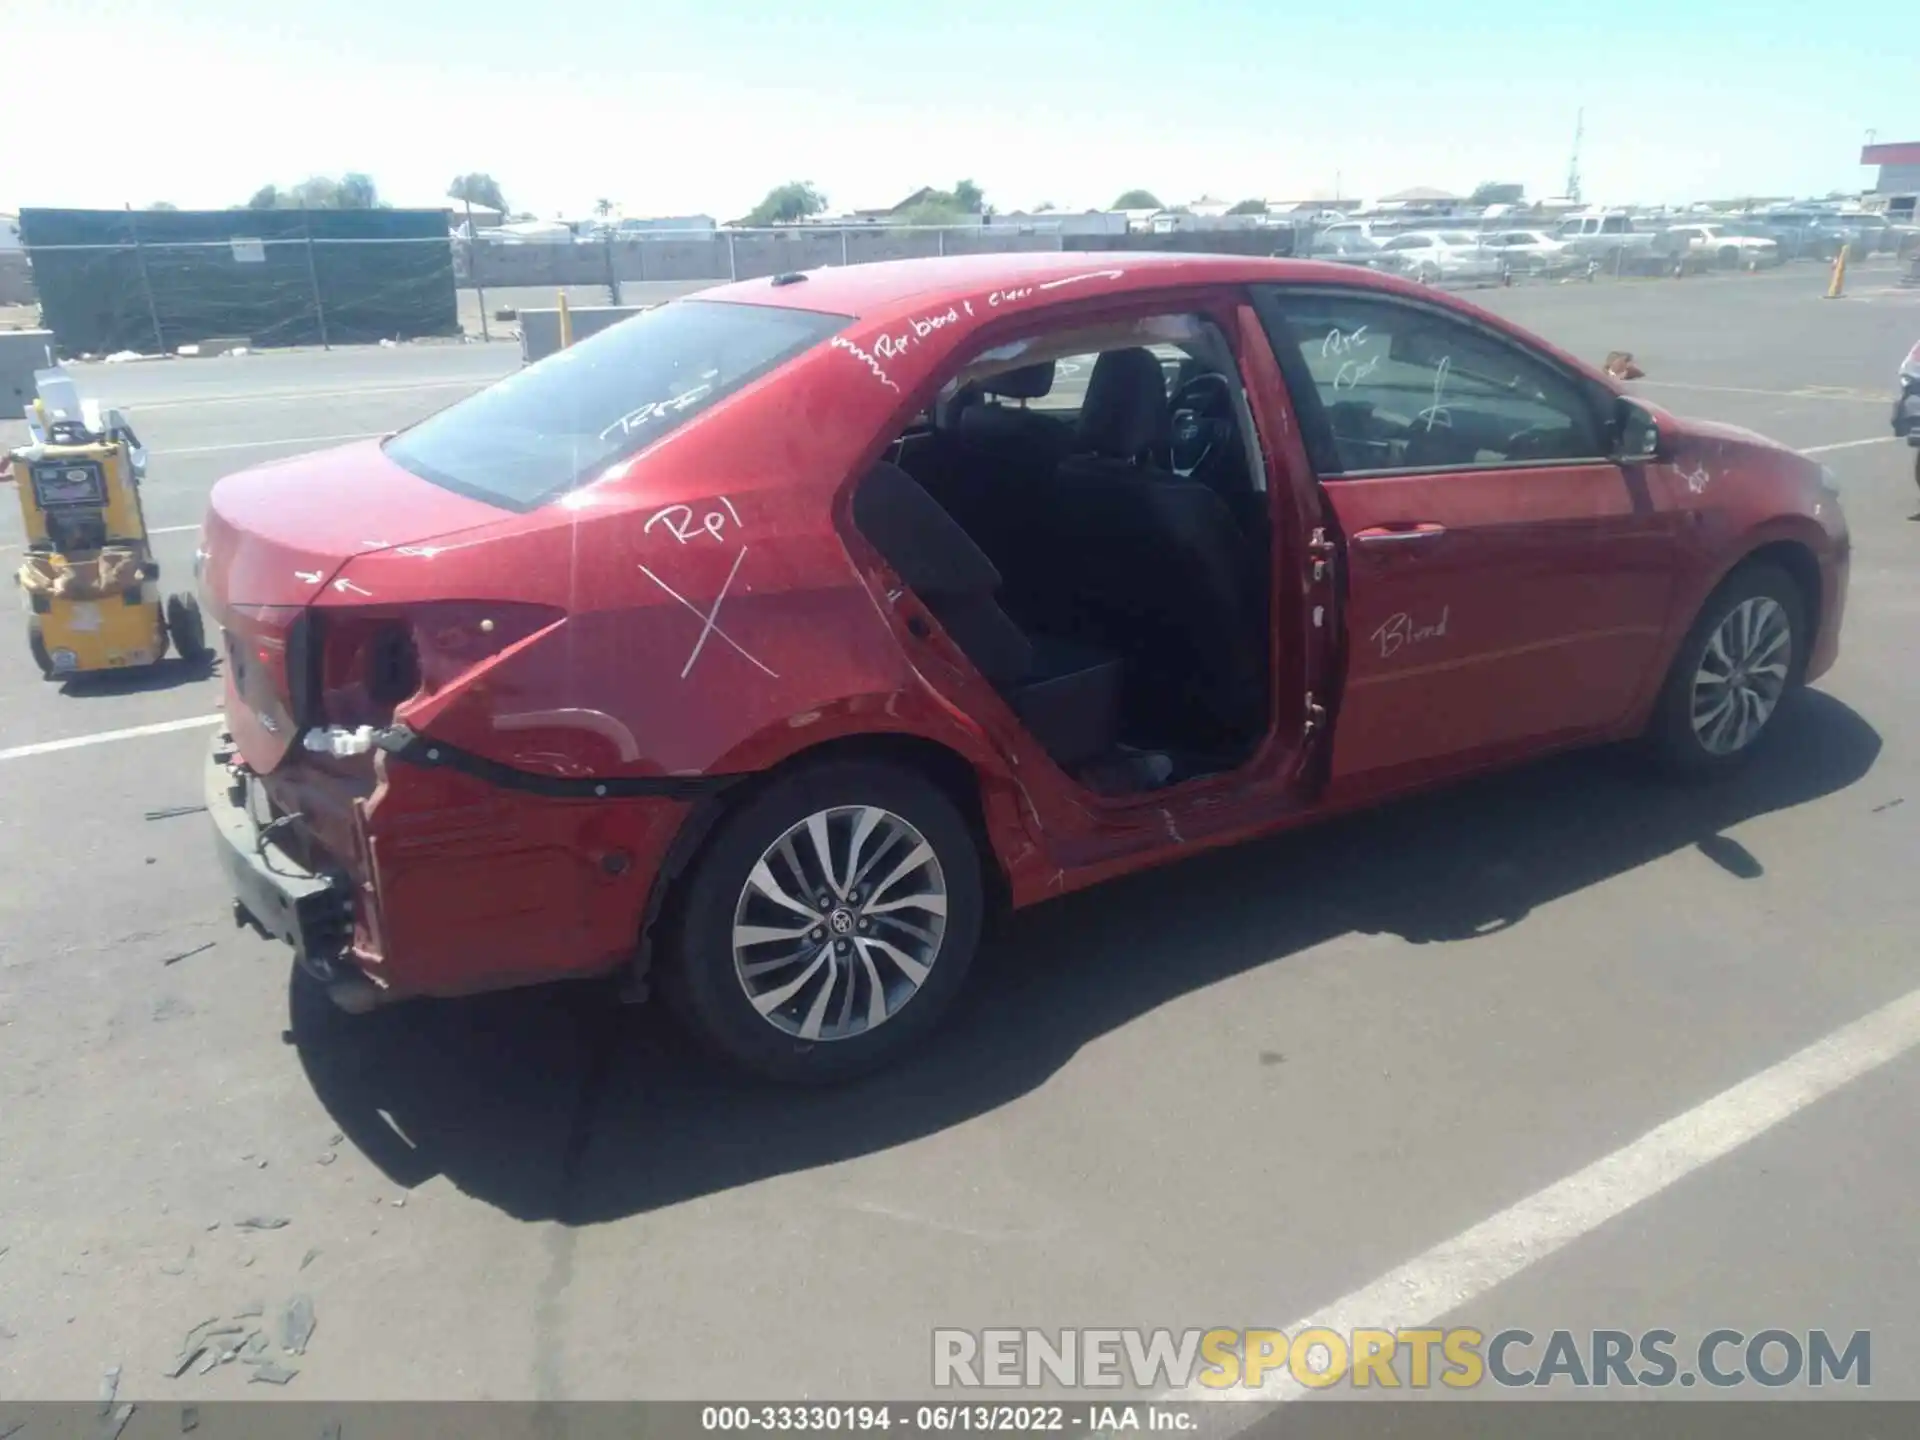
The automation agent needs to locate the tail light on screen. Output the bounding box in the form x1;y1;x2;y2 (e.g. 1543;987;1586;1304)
307;601;564;730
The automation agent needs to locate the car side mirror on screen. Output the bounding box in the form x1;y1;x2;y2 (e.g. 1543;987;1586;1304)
1613;396;1669;462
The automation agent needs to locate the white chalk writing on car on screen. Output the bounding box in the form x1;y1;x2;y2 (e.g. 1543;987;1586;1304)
831;335;900;393
646;497;743;545
1372;606;1450;659
1415;356;1453;432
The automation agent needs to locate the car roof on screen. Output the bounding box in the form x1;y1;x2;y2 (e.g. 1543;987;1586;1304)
691;250;1406;324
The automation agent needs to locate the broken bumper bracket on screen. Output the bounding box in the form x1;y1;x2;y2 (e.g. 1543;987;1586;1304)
205;732;354;983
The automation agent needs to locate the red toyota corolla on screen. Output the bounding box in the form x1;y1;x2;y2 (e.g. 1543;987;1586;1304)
200;252;1850;1082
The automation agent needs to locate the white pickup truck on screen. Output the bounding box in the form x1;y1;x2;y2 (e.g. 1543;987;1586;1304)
1552;210;1660;265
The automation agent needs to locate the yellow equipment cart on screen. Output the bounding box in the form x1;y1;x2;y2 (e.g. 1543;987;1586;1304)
6;368;207;680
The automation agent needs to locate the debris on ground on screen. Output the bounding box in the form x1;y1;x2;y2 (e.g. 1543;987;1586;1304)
100;1363;122;1413
317;1152;336;1165
160;1245;195;1276
282;1294;315;1356
299;1248;319;1271
161;942;215;967
166;1345;207;1379
1;1422;24;1440
237;1302;264;1318
103;1403;135;1440
1873;797;1905;813
144;805;207;821
249;1363;298;1386
391;1195;406;1208
181;1406;200;1433
243;1332;269;1359
321;1423;342;1440
235;1216;289;1231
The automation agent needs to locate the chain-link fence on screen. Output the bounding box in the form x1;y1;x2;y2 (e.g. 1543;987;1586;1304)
18;208;459;356
10;206;1906;357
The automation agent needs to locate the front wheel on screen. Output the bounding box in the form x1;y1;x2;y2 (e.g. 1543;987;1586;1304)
27;617;54;679
165;592;210;664
1644;563;1806;778
661;759;985;1084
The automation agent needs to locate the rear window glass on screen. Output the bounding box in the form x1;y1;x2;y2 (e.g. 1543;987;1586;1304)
384;299;847;510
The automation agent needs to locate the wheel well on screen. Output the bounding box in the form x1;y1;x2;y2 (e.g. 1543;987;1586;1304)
1734;540;1822;664
628;732;1007;997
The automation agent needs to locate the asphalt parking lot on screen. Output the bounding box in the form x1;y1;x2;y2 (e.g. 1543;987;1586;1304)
2;257;1918;1410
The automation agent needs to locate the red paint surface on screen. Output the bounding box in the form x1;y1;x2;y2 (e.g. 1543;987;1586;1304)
198;252;1851;999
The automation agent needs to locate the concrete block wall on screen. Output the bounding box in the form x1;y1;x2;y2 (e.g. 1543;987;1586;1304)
0;251;35;306
463;227;1075;292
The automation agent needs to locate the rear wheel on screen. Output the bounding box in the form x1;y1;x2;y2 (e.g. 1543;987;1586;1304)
662;759;985;1084
165;593;210;664
1645;563;1805;778
27;617;53;679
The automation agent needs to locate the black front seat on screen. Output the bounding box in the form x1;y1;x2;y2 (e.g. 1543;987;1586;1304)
1042;348;1267;750
852;463;1124;769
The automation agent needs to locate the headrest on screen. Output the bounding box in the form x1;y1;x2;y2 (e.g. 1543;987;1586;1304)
1075;347;1170;459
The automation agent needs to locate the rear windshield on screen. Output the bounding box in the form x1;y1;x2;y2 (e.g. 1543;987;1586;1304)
384;299;847;510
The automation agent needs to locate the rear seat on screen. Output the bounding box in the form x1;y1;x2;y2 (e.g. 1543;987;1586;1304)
852;462;1124;770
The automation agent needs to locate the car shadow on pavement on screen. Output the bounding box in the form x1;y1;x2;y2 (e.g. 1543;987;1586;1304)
61;654;219;695
291;689;1881;1225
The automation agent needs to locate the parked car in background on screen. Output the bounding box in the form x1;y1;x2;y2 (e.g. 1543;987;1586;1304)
1311;220;1393;260
1371;230;1504;283
1740;211;1830;261
1660;224;1781;268
1481;230;1573;273
1896;338;1920;499
1553;210;1660;266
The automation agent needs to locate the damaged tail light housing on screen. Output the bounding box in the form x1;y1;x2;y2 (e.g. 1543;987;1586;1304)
305;600;565;732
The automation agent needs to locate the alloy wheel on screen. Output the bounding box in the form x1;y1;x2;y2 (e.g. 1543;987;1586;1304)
1689;596;1792;756
731;805;949;1042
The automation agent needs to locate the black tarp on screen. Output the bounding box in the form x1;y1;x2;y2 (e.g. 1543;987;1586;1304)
20;207;459;354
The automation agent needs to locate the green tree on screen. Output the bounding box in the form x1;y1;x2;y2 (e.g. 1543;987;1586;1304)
1469;181;1525;206
1112;189;1163;210
745;181;828;226
245;184;281;210
336;172;380;209
952;178;985;213
594;198;615;218
449;172;508;212
893;198;970;227
147;201;179;211
1227;197;1268;215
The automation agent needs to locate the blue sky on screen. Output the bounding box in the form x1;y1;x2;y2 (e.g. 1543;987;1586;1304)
13;0;1907;217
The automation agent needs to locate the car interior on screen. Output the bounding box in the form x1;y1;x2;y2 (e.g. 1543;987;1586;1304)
852;314;1273;797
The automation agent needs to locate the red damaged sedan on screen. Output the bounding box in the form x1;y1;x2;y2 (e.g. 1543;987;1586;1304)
200;253;1850;1082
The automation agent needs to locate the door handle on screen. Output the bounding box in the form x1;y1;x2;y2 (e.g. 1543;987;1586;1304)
1354;524;1447;546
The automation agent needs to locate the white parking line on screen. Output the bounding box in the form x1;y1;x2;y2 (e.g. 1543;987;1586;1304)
153;431;384;457
0;713;224;763
1168;982;1920;1404
1639;380;1889;404
134;379;487;410
1800;436;1899;455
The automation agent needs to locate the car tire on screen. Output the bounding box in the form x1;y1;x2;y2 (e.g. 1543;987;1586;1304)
661;758;985;1085
1645;562;1807;780
166;593;210;664
27;617;54;679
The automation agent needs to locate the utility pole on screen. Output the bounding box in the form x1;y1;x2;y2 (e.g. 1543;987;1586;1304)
1566;108;1584;204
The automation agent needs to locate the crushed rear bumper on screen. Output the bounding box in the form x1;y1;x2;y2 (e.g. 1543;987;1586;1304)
205;731;355;983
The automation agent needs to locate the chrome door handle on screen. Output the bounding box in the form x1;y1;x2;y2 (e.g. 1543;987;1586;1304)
1354;524;1447;546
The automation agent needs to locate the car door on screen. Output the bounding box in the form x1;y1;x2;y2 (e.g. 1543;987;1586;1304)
1251;284;1681;788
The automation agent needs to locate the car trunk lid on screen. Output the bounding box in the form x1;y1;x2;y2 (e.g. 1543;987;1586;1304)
200;440;505;772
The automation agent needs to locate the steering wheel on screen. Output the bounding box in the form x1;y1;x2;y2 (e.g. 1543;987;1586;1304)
1169;372;1239;479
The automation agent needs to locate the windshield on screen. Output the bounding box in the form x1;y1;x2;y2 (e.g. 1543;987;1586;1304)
383;299;847;510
